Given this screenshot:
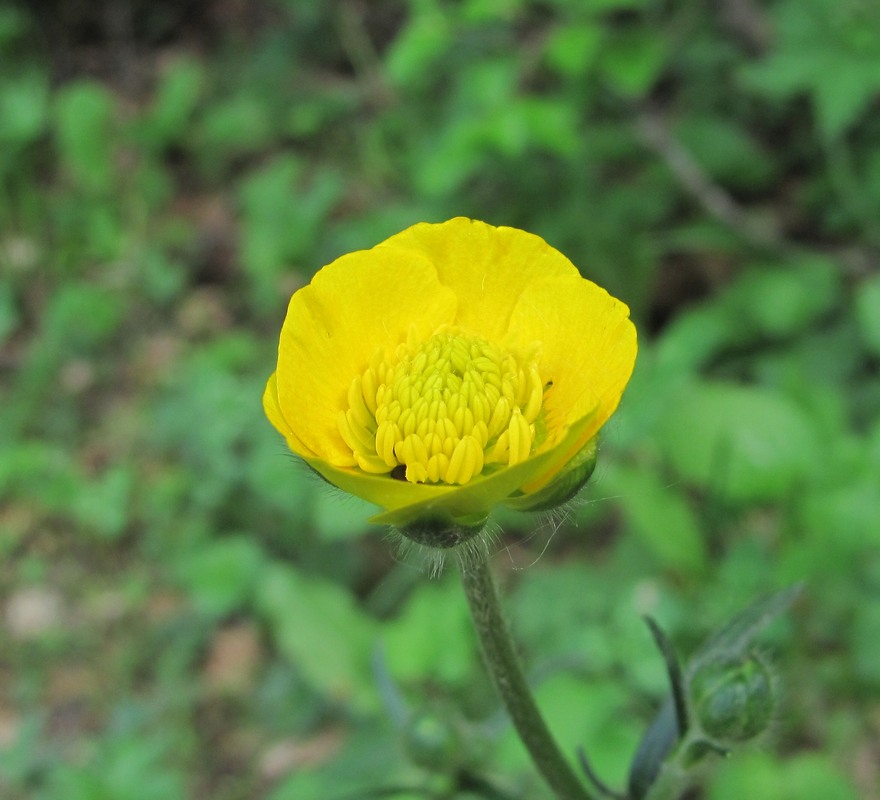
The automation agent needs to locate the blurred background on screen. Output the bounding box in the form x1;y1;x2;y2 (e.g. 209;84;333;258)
1;0;879;798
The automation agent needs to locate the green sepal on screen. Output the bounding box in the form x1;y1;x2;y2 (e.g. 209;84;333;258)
396;511;488;549
503;437;598;512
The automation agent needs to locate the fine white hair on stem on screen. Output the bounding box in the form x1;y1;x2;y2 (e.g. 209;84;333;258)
386;520;501;578
498;486;624;570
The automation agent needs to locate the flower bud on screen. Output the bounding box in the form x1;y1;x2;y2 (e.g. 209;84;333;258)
403;708;465;772
689;653;774;743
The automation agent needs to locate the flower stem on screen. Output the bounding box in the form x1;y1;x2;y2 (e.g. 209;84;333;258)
460;557;594;800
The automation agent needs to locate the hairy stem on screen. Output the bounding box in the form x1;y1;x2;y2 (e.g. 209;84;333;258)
460;557;594;800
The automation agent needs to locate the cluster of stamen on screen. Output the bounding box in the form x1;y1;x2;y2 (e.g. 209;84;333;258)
338;329;544;484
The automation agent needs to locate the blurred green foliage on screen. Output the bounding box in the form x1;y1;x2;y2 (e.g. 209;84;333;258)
1;0;878;798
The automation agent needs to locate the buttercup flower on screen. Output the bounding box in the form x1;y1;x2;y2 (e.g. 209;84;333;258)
264;218;636;544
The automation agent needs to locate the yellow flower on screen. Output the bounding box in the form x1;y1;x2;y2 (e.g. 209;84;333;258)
264;218;636;539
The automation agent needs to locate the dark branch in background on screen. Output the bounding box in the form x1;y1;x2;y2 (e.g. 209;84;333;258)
636;107;880;277
715;0;773;54
634;110;783;252
336;0;396;109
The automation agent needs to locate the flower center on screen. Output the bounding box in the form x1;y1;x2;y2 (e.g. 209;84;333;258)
338;329;544;484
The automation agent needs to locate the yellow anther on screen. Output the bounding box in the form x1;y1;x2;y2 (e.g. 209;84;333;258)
446;437;470;484
406;434;430;466
375;421;399;467
339;409;374;452
347;377;374;432
471;392;489;426
502;380;516;408
524;364;543;423
491;430;509;463
406;462;428;483
487;396;511;438
357;452;392;474
362;369;378;415
426;453;449;483
473;420;489;449
508;408;532;465
337;410;360;453
341;329;544;485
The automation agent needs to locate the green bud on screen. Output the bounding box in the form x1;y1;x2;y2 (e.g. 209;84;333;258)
689;654;774;743
403;708;464;772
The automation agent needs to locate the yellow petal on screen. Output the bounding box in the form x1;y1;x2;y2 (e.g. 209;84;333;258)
265;219;638;526
505;274;637;491
275;246;457;466
262;373;320;459
380;218;579;342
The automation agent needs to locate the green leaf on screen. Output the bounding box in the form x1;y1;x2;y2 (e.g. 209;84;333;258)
312;489;375;541
42;282;125;352
247;434;314;521
654;308;738;374
0;282;18;346
255;563;378;709
600;29;667;97
855;273;880;356
691;585;802;668
266;726;402;800
851;603;880;687
793;478;880;577
0;69;49;145
722;256;842;340
657;381;819;503
518;97;581;155
813;59;878;140
544;22;604;77
383;576;474;684
72;465;134;540
674;115;774;188
496;676;638;790
739;51;813;99
709;751;859;800
238;156;341;308
178;537;267;617
587;0;651;9
384;3;452;89
46;733;186;800
54;81;117;193
0;5;28;50
602;463;706;575
196;93;274;165
142;57;204;148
